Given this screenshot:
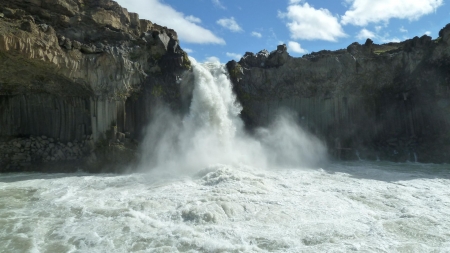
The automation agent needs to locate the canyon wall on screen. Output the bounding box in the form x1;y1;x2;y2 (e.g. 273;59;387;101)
227;26;450;163
0;0;190;171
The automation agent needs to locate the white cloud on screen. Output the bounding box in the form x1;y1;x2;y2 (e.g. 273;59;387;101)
226;52;242;60
217;17;244;32
425;31;432;36
287;41;307;54
184;48;193;53
278;3;347;42
251;31;262;38
399;26;408;33
114;0;225;44
212;0;226;9
356;28;376;40
204;56;221;63
185;15;201;23
375;26;382;32
341;0;443;26
355;29;400;43
289;0;302;4
383;37;400;43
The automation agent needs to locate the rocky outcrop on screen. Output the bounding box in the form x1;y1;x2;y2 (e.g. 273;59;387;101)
0;0;191;171
227;25;450;163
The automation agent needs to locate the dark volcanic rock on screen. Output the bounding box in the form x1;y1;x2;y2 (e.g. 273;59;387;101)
227;30;450;163
0;0;191;172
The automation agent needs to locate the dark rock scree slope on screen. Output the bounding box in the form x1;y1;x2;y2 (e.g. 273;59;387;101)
226;27;450;163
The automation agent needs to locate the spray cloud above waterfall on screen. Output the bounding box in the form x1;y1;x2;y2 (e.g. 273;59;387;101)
138;58;327;173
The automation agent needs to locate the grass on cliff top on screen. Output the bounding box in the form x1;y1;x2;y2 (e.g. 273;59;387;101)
373;43;402;55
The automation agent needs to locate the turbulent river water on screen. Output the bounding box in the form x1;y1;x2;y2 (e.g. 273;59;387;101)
1;60;450;252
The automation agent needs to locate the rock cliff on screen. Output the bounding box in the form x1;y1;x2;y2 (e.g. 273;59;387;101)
0;0;191;171
1;0;449;170
227;25;450;163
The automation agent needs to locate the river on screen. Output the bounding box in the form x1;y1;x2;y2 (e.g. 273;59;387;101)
1;60;449;252
1;162;450;252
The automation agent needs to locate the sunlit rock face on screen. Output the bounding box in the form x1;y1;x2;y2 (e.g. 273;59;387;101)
227;27;450;163
0;0;191;171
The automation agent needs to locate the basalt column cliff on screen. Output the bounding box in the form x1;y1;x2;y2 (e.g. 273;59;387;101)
227;26;450;163
0;0;191;171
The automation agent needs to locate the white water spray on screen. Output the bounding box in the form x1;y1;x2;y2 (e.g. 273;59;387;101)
139;58;326;173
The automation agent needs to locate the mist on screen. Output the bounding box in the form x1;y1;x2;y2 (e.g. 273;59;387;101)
137;58;327;174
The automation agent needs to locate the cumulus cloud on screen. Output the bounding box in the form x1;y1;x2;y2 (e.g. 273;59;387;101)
217;17;244;32
355;29;400;43
185;15;201;23
226;52;242;60
278;3;347;42
287;41;307;54
115;0;225;44
385;37;401;43
184;48;194;53
399;26;408;33
425;31;432;36
356;28;376;40
289;0;302;4
251;31;262;38
341;0;443;26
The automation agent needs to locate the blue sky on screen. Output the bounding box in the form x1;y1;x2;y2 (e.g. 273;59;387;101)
115;0;449;62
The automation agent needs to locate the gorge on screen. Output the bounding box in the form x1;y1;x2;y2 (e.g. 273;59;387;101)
0;0;449;172
1;1;450;252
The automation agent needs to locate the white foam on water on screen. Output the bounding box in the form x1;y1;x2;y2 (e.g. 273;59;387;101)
1;162;450;252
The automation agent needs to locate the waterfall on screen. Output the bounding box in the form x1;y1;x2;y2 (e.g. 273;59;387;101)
139;58;327;172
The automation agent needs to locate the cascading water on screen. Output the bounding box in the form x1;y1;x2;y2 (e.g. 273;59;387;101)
138;58;326;173
1;59;450;253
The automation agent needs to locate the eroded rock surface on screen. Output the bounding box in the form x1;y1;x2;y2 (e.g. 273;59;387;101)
0;0;190;171
228;26;450;163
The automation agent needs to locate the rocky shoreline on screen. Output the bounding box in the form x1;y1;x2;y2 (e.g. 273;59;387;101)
0;135;92;171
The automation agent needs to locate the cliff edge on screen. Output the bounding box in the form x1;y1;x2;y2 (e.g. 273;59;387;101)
227;25;450;163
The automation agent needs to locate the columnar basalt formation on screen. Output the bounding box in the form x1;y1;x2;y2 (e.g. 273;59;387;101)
0;0;191;171
1;0;450;170
227;26;450;163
